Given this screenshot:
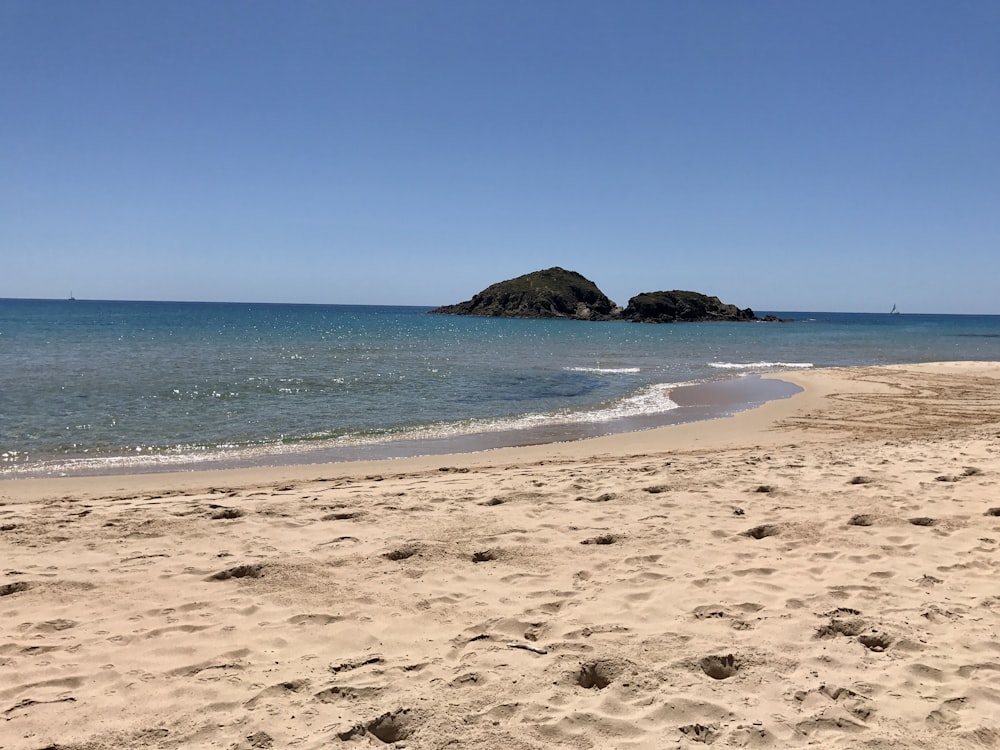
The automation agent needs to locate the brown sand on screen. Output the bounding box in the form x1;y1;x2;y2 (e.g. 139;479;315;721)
2;362;1000;749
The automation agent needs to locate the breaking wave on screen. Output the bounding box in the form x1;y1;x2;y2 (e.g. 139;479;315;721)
708;361;814;370
564;366;641;374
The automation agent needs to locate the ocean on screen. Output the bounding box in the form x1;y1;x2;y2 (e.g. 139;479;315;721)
2;298;999;477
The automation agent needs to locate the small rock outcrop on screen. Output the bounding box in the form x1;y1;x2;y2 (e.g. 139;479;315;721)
622;290;757;323
428;268;619;320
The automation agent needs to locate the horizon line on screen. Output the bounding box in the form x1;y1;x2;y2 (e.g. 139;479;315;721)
0;296;992;317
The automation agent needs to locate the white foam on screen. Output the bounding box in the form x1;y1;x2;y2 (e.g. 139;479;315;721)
571;384;678;421
316;382;680;444
564;366;641;374
3;383;682;477
485;383;678;429
708;361;813;370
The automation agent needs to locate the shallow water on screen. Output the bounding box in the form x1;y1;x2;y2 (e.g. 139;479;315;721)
1;299;998;476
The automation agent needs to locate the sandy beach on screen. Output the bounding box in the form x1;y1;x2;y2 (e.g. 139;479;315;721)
2;362;1000;749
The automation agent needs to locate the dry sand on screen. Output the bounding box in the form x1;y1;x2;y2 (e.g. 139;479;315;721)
2;362;1000;749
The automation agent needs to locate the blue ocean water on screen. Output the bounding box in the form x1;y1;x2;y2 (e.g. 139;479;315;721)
2;298;999;476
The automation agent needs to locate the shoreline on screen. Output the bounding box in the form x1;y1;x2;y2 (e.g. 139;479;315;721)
0;361;945;499
1;373;802;481
4;361;996;499
3;362;1000;749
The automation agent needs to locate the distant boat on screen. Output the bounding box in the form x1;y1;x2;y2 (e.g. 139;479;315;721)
68;291;76;301
889;303;899;315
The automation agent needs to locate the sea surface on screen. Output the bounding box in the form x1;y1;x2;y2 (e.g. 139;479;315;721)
2;299;999;477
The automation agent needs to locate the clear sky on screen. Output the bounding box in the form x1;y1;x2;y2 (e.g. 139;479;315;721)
2;2;998;313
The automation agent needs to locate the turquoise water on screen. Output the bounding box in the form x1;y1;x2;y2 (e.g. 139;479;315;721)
2;299;999;476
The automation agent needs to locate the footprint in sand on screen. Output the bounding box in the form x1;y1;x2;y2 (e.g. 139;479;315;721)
693;603;761;630
679;723;719;743
448;672;482;687
322;511;364;521
328;655;384;673
577;492;616;503
643;485;670;494
0;581;30;597
575;660;615;689
314;684;383;702
857;631;893;652
337;709;416;743
742;524;780;540
287;614;345;626
31;619;78;633
580;533;618;545
383;546;418;561
207;563;265;581
816;617;867;638
210;507;243;520
700;653;740;680
242;731;274;749
244;679;308;708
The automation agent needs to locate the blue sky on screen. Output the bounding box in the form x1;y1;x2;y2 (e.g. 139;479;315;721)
2;2;998;313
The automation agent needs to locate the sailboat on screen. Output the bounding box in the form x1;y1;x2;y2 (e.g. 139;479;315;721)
68;291;76;301
889;303;899;315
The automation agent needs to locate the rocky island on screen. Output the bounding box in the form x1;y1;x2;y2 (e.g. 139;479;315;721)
428;268;618;320
429;267;770;323
621;290;756;322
